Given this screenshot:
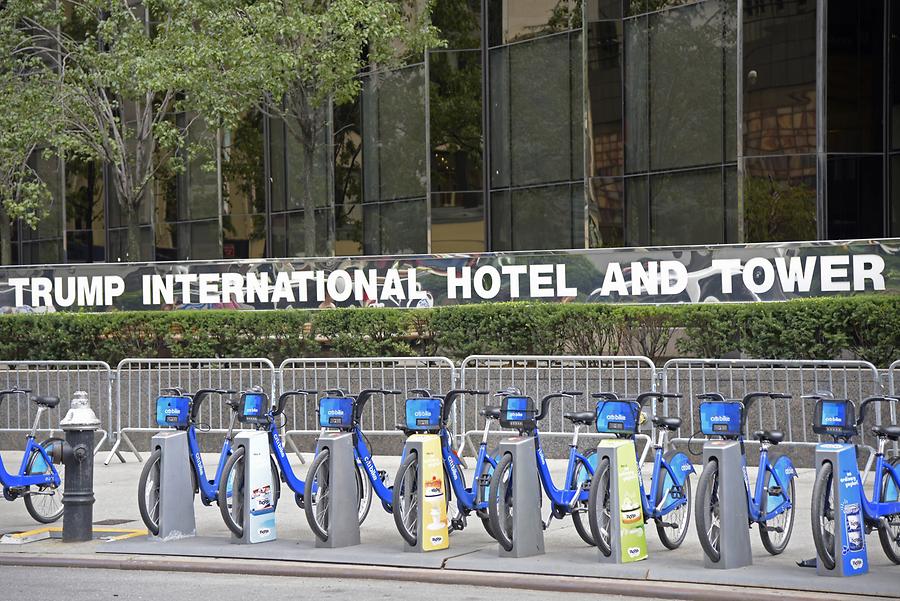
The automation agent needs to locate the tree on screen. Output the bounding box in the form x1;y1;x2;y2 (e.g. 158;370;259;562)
0;2;63;264
209;0;442;257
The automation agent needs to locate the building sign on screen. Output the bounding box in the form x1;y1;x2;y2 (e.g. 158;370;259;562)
0;239;897;313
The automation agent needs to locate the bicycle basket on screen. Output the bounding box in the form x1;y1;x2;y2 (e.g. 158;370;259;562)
156;395;191;429
813;399;857;438
595;400;640;434
699;401;743;437
239;391;270;425
319;396;354;429
500;396;536;430
405;397;442;432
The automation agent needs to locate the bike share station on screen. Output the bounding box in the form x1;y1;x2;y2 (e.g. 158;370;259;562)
85;386;900;597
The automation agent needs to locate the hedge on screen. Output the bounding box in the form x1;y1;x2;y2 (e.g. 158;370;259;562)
0;296;896;367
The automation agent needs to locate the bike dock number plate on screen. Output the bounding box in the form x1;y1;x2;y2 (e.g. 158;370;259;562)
597;439;648;563
814;443;868;577
233;431;276;544
404;434;449;552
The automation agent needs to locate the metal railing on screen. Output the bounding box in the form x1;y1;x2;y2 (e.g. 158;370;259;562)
0;361;112;454
278;357;457;457
105;358;276;464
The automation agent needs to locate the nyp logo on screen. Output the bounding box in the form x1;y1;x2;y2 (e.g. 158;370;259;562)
627;547;642;558
850;558;864;570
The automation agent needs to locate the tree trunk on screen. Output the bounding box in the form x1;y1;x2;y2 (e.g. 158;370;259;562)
124;199;142;261
0;202;11;265
302;138;317;257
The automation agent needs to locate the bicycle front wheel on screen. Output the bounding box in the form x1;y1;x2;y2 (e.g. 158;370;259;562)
655;451;692;550
137;448;162;536
24;438;65;524
759;464;795;555
588;456;611;556
488;453;514;552
878;457;900;564
304;448;331;541
695;459;721;562
811;461;836;569
218;446;245;537
571;451;595;546
393;451;419;546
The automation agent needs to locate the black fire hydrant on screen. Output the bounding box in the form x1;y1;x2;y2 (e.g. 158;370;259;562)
59;390;100;542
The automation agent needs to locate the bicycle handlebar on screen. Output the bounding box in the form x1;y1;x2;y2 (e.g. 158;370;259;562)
591;392;620;401
190;388;236;421
408;388;434;398
635;391;682;411
274;389;318;417
857;396;899;426
353;388;400;422
0;387;31;398
535;391;582;422
440;389;487;423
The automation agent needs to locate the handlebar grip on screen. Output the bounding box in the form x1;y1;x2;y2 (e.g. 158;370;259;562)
470;390;489;395
561;391;584;397
770;393;792;399
592;392;620;399
383;389;401;395
662;393;683;399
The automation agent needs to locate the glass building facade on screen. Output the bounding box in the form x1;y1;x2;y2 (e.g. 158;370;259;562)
9;0;900;265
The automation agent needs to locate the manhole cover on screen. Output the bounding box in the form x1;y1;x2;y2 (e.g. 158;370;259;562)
93;519;134;526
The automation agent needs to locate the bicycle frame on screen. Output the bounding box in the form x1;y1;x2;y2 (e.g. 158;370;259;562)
858;446;900;522
354;425;392;504
639;440;690;519
268;421;305;494
533;427;593;509
0;407;61;490
740;443;792;523
441;424;496;512
186;426;232;504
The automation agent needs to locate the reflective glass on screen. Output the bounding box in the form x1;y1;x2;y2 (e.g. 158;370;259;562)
363;200;428;255
586;20;623;178
181;116;219;221
624;15;648;174
64;157;105;262
742;155;817;242
892;155;900;236
285;110;330;210
650;168;724;245
488;0;582;46
625;175;649;246
826;155;884;239
431;191;486;252
489;190;512;250
434;0;481;49
334;98;363;255
586;0;623;21
588;177;624;247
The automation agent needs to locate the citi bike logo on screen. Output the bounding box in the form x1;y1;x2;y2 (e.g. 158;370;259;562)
508;411;524;420
195;452;206;477
607;414;627;421
709;415;731;423
823;415;843;424
364;456;378;480
414;410;433;417
164;408;181;415
327;409;345;416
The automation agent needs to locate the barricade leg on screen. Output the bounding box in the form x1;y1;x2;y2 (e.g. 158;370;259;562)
231;431;277;544
700;441;752;569
311;432;360;548
152;431;196;541
498;436;544;558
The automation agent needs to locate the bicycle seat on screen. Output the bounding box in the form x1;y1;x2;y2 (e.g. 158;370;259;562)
32;396;60;409
872;425;900;441
563;411;596;426
480;406;500;419
753;430;784;444
651;416;681;430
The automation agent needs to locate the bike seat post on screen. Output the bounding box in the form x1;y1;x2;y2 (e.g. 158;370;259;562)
29;404;46;438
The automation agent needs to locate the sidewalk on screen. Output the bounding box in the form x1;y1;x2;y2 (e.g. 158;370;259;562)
0;453;896;599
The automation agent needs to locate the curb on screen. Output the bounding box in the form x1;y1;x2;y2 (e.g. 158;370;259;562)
0;552;878;601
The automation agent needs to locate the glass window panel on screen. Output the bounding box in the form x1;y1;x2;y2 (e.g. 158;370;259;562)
624;15;649;174
363;200;427;255
826;155;884;239
176;220;219;261
64;157;105;262
725;165;738;243
589;177;624;248
650;168;724;246
743;155;817;242
625;175;649;246
24;153;62;243
489;0;582;46
489;46;511;188
827;0;883;154
285;110;330;211
108;227;152;262
270;117;287;212
892;155;900;236
432;191;485;252
433;0;481;49
508;33;576;186
649;0;731;170
155;222;177;262
22;240;62;265
510;184;577;250
571;30;585;181
892;3;900;151
270;214;287;258
627;1;694;17
489;189;512;250
335;203;363;256
743;0;817;156
180;116;219;221
223;111;266;218
362;65;428;202
286;210;330;257
430;50;483;192
334;98;363;256
223;214;266;259
586;0;623;21
587;20;623;177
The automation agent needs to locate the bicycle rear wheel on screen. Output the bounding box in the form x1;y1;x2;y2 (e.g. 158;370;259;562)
24;438;65;524
588;456;612;556
695;459;721;562
759;464;795;556
488;453;514;552
304;448;331;541
878;457;900;564
811;461;836;570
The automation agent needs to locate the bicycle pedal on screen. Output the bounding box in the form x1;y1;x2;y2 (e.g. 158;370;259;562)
450;517;466;532
377;470;390;484
658;521;679;529
763;525;784;534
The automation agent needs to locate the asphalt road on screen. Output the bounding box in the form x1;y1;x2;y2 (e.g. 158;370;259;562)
3;566;667;601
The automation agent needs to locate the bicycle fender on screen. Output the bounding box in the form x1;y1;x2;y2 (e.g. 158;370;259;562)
884;458;899;502
773;455;798;485
668;452;695;486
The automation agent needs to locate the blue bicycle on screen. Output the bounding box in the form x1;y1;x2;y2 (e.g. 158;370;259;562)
588;391;694;553
809;394;900;565
217;388;369;537
138;387;261;535
392;388;500;544
488;390;598;549
694;391;798;559
304;388;399;541
0;388;65;523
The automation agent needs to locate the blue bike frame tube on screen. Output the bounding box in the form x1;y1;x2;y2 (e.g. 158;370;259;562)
187;427;232;502
269;424;304;494
0;438;59;488
354;427;392;503
862;455;900;519
441;427;494;511
533;430;588;507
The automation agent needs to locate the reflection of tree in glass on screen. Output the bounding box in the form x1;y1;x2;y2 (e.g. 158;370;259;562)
432;0;481;50
333;99;363;252
430;51;482;192
743;175;816;242
222;111;266;244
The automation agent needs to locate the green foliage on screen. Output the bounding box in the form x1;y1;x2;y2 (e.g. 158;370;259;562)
0;297;895;367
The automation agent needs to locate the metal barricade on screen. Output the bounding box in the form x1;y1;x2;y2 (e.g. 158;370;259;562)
660;358;885;463
106;358;276;464
278;357;457;459
0;361;112;454
458;355;657;453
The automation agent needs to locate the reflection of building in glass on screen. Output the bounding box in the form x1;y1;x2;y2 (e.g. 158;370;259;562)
9;0;899;266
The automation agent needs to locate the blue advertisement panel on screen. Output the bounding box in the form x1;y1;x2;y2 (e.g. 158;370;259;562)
833;444;868;576
0;238;896;312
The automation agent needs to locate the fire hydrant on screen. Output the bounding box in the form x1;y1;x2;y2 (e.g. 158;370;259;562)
59;390;101;542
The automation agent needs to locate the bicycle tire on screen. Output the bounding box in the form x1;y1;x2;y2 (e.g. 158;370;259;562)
571;451;595;546
695;459;721;562
23;437;65;524
759;463;795;556
304;448;331;542
475;454;498;540
878;457;900;564
138;448;163;536
655;450;692;550
588;456;611;556
393;451;419;546
218;447;245;537
811;461;836;570
488;453;514;552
